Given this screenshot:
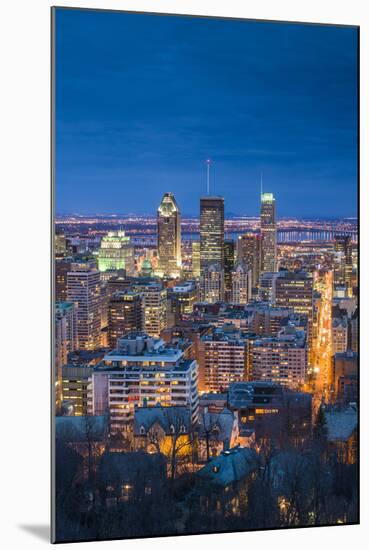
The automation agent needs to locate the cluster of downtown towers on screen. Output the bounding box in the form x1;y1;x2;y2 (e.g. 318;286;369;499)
157;191;276;301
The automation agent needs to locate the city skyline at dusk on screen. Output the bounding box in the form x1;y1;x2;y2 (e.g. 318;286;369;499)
55;9;358;217
53;8;358;543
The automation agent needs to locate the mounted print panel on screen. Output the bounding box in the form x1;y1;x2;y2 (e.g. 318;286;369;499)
51;7;359;543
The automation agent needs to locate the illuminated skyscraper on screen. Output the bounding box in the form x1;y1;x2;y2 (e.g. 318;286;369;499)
107;291;144;348
67;261;101;350
260;192;277;273
191;241;201;278
231;262;252;305
200;263;224;303
98;230;135;275
237;232;262;287
200;196;224;273
157;192;182;277
333;235;353;296
224;239;235;301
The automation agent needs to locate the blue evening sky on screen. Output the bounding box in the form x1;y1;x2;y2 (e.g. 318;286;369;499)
55;8;358;218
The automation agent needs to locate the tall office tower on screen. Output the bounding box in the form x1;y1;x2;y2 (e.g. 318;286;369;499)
224;239;235;301
333;235;353;297
191;241;201;278
55;258;73;302
55;302;77;412
88;333;199;432
237;232;262;288
200;196;224;273
231;263;252;305
67;261;102;350
275;271;313;360
157;192;182;278
249;327;307;389
198;325;249;392
55;230;67;258
98;230;135;276
260;192;277;273
275;271;313;319
130;280;168;337
107;291;144;348
200;263;224;303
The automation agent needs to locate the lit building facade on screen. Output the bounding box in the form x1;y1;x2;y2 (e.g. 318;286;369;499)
200;196;224;272
198;326;249;392
130;281;167;337
249;328;307;388
224;239;235;301
231;263;252;305
98;230;135;276
237;232;262;288
108;291;144;348
157;192;182;277
333;235;353;297
67;261;101;350
200;263;224;303
88;333;199;432
260;192;277;273
191;241;201;278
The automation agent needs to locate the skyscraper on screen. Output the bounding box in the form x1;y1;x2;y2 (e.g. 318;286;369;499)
260;192;277;273
98;230;135;276
157;192;182;277
224;239;235;301
191;241;201;278
333;235;353;296
200;196;224;272
231;262;252;305
237;232;262;287
200;263;224;303
107;291;144;348
67;261;101;350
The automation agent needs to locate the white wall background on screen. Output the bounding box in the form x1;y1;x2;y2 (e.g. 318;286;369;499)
0;0;367;548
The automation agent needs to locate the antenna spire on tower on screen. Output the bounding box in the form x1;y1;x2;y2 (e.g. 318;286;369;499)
206;159;211;195
260;172;263;198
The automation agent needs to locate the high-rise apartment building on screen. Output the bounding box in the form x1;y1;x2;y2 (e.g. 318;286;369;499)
200;196;224;272
275;271;313;359
107;291;144;348
130;280;167;337
333;235;353;297
224;239;235;301
55;258;73;302
67;261;101;350
191;241;201;278
157;192;182;277
260;192;277;273
88;333;199;432
237;232;262;288
231;263;252;305
198;325;249;392
200;263;224;303
98;230;135;276
249;327;307;388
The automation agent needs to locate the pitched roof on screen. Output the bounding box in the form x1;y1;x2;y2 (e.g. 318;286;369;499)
133;406;191;435
196;446;257;487
198;408;235;442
